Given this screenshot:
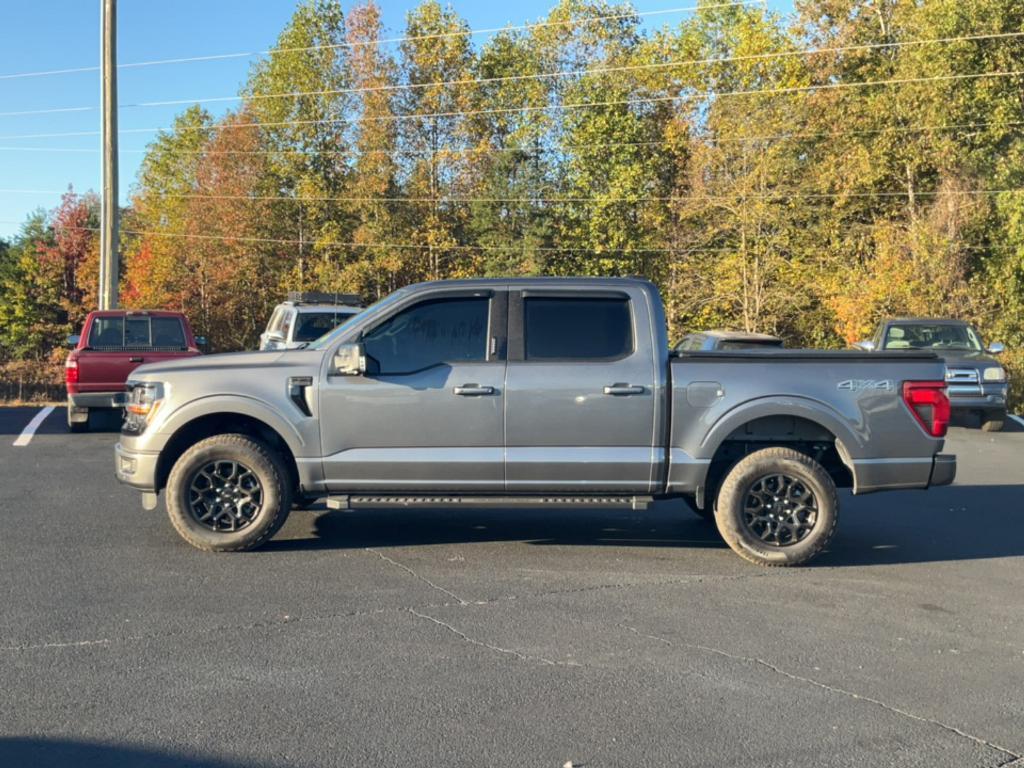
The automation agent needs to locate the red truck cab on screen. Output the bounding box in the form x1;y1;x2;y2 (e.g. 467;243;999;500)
65;310;203;432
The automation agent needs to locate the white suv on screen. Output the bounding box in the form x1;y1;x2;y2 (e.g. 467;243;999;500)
259;293;363;351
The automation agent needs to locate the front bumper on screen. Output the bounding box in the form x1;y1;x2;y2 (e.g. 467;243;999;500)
947;382;1008;412
114;441;159;493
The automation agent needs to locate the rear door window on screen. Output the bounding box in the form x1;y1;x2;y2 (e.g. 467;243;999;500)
524;296;632;360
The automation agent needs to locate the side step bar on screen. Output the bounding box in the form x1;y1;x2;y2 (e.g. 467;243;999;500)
325;495;653;511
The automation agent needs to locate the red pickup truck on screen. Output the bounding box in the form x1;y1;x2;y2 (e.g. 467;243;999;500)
65;310;203;432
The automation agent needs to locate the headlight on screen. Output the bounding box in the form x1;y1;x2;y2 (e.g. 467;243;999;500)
983;367;1006;382
123;381;165;433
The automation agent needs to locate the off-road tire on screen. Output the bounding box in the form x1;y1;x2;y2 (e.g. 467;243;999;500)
67;403;88;433
714;447;838;567
166;434;292;552
981;412;1005;433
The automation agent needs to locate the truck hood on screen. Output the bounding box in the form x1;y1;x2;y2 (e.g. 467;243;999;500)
129;349;322;381
933;350;1002;370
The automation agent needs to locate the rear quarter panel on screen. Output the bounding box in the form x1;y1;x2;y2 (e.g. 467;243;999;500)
667;352;948;494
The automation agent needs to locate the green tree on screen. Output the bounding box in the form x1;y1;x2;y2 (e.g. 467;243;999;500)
244;0;353;291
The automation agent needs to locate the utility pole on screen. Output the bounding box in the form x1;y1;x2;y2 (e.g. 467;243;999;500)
98;0;119;309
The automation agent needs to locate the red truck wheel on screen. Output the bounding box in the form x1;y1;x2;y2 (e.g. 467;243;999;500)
714;447;838;567
67;403;89;433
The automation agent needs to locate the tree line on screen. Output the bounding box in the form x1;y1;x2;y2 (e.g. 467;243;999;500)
2;0;1023;403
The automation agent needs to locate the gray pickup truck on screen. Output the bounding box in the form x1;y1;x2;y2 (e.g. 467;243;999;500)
115;278;955;566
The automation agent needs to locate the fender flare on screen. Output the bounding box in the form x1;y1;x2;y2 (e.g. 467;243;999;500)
155;394;307;457
686;396;865;508
700;393;864;469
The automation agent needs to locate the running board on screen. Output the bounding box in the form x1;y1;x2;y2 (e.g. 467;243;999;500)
325;495;653;511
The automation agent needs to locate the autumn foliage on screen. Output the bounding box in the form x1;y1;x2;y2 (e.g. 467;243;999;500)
2;0;1024;403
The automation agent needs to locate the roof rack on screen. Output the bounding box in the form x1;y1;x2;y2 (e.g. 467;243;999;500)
285;291;362;306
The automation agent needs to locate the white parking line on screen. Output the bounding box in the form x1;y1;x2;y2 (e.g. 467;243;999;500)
12;406;55;447
1009;414;1024;429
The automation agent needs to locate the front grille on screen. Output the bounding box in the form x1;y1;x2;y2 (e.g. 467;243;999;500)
945;367;981;397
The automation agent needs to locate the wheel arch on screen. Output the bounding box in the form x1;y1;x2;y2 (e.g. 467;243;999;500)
154;409;301;495
693;398;860;507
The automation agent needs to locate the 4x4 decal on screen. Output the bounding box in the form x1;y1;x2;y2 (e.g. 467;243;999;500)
837;379;894;392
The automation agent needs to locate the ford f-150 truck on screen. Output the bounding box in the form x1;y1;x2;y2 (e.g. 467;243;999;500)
66;310;203;432
853;318;1009;432
114;278;955;566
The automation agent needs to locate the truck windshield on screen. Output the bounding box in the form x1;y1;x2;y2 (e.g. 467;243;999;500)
305;290;408;351
294;311;358;342
883;323;982;351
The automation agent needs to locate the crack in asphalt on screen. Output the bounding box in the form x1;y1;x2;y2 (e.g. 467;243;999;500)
365;547;469;605
407;608;576;667
0;575;748;652
623;625;1022;765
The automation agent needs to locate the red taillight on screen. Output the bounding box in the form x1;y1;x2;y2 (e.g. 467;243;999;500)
65;355;79;384
902;381;950;437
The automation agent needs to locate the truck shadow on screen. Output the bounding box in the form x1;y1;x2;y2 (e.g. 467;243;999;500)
0;738;274;768
266;483;1024;567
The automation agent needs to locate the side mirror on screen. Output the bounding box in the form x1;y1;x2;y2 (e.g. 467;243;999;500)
194;336;208;349
853;340;876;352
987;342;1005;355
333;342;366;376
66;334;80;348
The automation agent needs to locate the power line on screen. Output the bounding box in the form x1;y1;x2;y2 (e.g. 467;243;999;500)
5;186;1023;205
5;116;1024;164
5;219;1016;255
2;117;1022;158
0;1;762;82
5;29;1023;118
4;67;1021;143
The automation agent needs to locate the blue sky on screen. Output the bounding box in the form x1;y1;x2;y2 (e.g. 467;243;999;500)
0;0;791;240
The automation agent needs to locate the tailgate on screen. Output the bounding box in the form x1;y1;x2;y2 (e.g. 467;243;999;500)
78;314;195;392
77;351;146;393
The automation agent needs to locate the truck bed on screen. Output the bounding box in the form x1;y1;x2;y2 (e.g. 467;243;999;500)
666;348;949;499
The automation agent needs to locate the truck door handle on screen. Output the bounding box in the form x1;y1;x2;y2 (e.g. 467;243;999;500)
453;384;496;396
603;384;645;396
129;356;144;363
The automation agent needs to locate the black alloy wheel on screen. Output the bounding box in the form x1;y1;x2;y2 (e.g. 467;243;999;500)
741;473;818;546
187;460;265;532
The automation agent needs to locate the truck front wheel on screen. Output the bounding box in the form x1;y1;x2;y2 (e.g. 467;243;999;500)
165;434;292;552
714;447;838;567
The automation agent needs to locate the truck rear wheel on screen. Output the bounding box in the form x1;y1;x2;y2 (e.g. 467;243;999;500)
714;447;838;567
67;403;88;433
165;434;292;552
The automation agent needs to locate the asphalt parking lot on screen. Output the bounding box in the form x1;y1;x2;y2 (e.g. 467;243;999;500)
1;407;1022;768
